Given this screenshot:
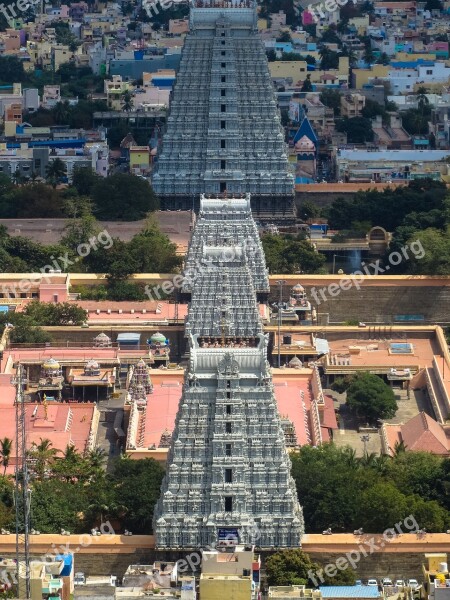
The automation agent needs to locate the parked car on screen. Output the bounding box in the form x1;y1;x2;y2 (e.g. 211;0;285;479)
355;580;362;586
395;580;406;588
408;579;420;590
382;578;393;587
74;572;86;586
367;579;378;587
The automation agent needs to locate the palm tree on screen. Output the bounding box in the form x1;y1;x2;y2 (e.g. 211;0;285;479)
416;86;429;115
45;158;67;188
11;171;24;186
121;90;134;112
53;100;71;125
0;437;12;476
393;440;407;456
358;451;377;467
85;447;107;470
30;438;58;478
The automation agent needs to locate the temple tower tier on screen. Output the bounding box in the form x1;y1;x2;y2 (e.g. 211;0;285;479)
152;1;295;223
153;195;304;549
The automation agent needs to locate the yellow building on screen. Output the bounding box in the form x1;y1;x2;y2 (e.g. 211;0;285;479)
269;60;308;80
200;574;252;600
348;15;369;35
269;585;323;600
352;64;389;88
129;146;151;175
200;545;260;600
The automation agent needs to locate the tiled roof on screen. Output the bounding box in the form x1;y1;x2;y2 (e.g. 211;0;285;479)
401;411;450;454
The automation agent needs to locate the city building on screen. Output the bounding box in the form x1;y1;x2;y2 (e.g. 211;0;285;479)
381;411;450;456
268;586;323;600
199;545;260;600
153;194;304;548
334;149;450;183
152;0;295;221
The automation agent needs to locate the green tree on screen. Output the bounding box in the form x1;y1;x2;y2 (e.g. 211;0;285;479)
1;184;66;219
376;52;390;65
0;313;52;345
301;74;313;92
72;166;100;197
45;158;67;188
266;549;318;586
23;301;88;326
0;438;12;476
404;228;450;275
346;372;397;424
319;47;340;70
262;234;326;274
92;174;159;220
31;479;88;533
109;458;164;533
336;117;374;143
29;438;59;479
121;90;134;112
61;214;100;253
320;89;341;116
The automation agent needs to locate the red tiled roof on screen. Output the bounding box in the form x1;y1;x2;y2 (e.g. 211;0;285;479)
400;411;450;454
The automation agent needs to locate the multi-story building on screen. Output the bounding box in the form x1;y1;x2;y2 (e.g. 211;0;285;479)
153;194;304;549
340;93;366;118
152;0;295;221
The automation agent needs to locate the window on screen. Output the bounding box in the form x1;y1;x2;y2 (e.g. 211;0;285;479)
225;468;232;483
221;104;226;113
221;89;226;97
220;181;227;193
221;62;226;68
221;75;226;83
221;139;226;149
225;443;232;456
225;422;232;433
426;69;433;75
226;404;232;415
221;50;225;56
225;496;233;512
221;120;226;129
226;379;231;388
226;391;231;399
221;40;225;45
221;160;226;170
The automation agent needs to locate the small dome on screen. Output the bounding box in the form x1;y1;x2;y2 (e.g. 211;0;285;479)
95;332;110;341
85;359;99;370
289;356;303;368
293;284;304;292
43;358;60;370
150;332;167;343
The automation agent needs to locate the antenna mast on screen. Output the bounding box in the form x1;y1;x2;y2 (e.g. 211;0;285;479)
13;363;31;600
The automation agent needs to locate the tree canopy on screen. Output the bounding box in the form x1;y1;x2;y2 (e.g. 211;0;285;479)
346;372;398;424
262;234;326;274
291;443;450;533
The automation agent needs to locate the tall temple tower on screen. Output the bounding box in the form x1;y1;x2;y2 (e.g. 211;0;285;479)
153;194;304;549
152;0;295;221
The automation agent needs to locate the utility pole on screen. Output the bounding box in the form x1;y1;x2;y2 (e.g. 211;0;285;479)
12;364;31;600
276;280;286;368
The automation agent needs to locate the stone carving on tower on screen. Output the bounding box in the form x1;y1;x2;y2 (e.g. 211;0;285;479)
153;195;304;549
152;0;295;221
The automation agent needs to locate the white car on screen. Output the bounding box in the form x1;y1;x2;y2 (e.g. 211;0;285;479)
395;580;406;588
367;579;378;587
408;579;420;590
382;578;393;587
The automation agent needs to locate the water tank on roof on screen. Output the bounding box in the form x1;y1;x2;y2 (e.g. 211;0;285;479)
439;563;448;573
